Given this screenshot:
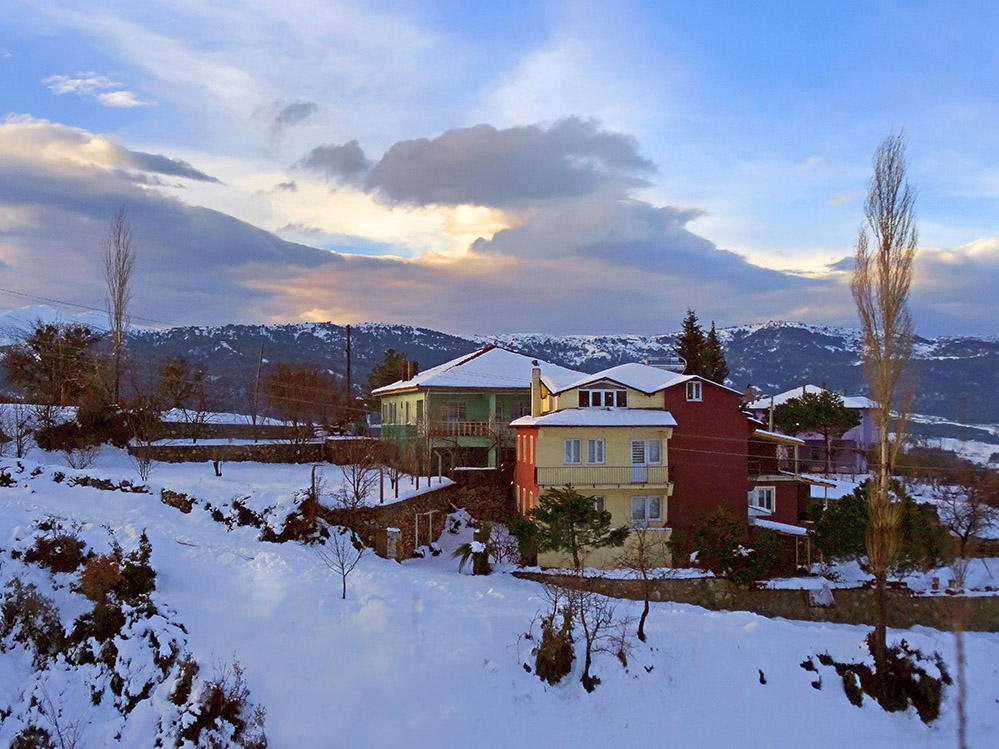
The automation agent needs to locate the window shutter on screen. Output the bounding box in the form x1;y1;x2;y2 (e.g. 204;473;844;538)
631;440;645;464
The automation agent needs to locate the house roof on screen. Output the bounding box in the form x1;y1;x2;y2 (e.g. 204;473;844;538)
751;517;809;536
752;429;806;446
747;384;877;411
551;361;744;397
372;346;584;396
510;408;678;428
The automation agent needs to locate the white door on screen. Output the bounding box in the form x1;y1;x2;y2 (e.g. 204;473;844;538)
631;440;648;483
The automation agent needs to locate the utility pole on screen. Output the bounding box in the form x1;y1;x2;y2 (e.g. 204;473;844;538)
345;324;352;396
251;342;264;439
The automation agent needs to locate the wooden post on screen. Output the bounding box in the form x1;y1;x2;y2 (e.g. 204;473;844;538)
379;465;384;504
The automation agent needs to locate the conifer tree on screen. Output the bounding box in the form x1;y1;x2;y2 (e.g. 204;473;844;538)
701;321;729;384
673;309;705;376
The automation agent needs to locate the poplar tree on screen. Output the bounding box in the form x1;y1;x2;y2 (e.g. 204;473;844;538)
851;132;917;676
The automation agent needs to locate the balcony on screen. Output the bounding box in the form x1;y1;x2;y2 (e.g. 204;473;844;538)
535;464;672;488
420;420;513;439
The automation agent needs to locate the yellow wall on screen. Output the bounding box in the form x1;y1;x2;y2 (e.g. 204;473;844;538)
538;524;673;570
535;426;672;468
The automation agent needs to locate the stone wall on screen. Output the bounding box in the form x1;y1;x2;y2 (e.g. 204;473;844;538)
513;571;999;633
150;421;312;441
128;441;325;464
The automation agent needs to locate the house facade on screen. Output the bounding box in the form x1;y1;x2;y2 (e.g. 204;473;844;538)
748;384;877;475
373;346;582;469
512;364;677;568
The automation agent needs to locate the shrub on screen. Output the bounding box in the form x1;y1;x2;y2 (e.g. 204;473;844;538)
504;513;538;566
79;554;124;603
0;579;65;667
10;725;55;749
681;508;780;584
24;529;88;574
534;605;575;686
113;532;156;601
170;653;200;706
179;661;267;749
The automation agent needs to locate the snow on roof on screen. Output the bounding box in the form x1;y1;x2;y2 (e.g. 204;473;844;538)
752;429;806;445
748;384;877;411
511;408;677;428
751;517;809;536
554;362;690;394
372;346;584;395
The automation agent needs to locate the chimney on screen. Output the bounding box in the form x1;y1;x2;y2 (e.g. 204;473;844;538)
407;361;419;380
530;367;542;417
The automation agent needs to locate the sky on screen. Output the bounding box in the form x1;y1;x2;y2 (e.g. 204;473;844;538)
0;0;997;336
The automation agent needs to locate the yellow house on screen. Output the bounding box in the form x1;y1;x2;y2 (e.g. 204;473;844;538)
512;363;679;568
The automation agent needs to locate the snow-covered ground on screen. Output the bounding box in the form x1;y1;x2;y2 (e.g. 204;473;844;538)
766;558;999;595
2;449;999;747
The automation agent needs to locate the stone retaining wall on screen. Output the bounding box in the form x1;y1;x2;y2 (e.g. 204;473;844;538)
129;441;325;464
150;421;312;441
513;571;999;633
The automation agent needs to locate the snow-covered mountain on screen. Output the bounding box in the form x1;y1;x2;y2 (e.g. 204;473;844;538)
2;307;997;440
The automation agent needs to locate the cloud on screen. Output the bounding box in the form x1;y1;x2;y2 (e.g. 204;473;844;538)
0;115;219;183
827;193;855;206
273;181;298;193
298;140;369;184
299;117;655;208
826;256;855;272
272;101;319;135
43;72;150;107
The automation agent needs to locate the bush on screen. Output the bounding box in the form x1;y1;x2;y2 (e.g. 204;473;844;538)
0;579;66;667
813;479;952;576
79;554;124;603
24;529;88;573
10;725;54;749
680;508;780;584
179;661;267;749
534;606;574;686
111;532;156;601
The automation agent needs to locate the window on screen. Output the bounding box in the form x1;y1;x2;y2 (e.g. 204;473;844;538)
591;496;605;513
416;399;424;423
444;401;467;422
751;486;776;512
530;435;535;464
494;401;504;421
404;401;410;424
579;388;626;408
631;439;662;465
630;495;663;525
686;380;702;402
587;438;605;464
515;401;532;418
564;438;581;464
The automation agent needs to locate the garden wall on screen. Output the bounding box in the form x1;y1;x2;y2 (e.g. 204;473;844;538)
128;441;325;464
513;571;999;633
150;421;312;441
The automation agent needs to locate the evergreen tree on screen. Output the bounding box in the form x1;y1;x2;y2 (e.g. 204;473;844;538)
3;322;102;406
365;348;409;408
673;309;705;376
701;321;729;384
773;389;860;473
532;486;628;569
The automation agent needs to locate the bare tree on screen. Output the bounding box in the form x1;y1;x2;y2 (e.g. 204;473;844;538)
937;468;999;591
334;438;380;511
102;206;136;404
851;132;918;673
317;526;368;599
565;580;625;693
615;526;672;642
7;403;34;458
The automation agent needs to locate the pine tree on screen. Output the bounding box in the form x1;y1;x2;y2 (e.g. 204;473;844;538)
773;389;860;473
673;309;705;376
701;321;729;384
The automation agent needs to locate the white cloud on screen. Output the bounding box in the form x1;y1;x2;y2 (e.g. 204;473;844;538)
43;72;150;107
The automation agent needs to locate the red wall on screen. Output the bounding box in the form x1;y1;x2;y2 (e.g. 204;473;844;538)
663;381;750;532
512;426;539;514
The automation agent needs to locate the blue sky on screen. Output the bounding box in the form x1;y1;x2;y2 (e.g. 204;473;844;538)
0;0;996;335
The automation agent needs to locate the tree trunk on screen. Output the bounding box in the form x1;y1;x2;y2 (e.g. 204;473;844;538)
638;598;649;643
341;573;347;600
872;569;888;671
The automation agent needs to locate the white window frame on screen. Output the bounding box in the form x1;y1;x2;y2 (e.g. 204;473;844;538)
587;438;606;465
631;439;662;465
579;388;627;408
752;486;776;512
591;495;605;513
686;380;702;402
630;495;663;526
564;438;581;465
444;400;467;422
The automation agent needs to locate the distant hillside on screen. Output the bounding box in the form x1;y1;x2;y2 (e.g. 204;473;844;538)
1;306;997;442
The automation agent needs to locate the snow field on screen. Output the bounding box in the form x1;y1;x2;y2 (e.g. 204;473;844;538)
0;449;998;747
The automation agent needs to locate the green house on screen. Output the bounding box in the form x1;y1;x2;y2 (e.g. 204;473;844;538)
372;346;583;468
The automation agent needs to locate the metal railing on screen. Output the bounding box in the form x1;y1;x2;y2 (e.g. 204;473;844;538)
535;464;672;487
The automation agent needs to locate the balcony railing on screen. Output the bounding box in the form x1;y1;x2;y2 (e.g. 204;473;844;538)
535;464;672;488
420;420;514;439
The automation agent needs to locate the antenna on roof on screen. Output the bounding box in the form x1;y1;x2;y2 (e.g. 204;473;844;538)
646;354;686;373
